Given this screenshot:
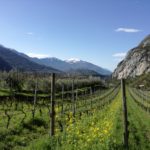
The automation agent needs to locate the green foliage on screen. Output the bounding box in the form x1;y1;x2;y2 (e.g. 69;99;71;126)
1;74;150;150
5;75;22;92
0;71;106;96
127;73;150;90
27;90;123;150
127;89;150;149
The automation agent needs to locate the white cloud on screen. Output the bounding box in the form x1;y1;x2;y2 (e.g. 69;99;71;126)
27;53;50;58
113;52;127;57
115;28;141;33
26;32;33;35
113;52;127;61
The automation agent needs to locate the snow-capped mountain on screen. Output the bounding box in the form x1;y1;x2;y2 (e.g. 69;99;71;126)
31;57;111;75
65;58;81;63
0;43;111;75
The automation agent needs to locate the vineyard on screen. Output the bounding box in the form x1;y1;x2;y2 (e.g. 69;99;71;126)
0;73;150;150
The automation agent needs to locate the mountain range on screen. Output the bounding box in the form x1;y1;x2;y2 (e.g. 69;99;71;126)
30;57;111;75
113;34;150;79
0;44;111;76
0;45;59;73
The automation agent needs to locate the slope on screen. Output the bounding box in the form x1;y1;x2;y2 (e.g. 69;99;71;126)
0;45;59;72
113;35;150;79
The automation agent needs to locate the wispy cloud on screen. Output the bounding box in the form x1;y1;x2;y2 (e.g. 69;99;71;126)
26;32;34;35
115;28;141;33
113;52;127;61
113;52;127;57
27;53;50;58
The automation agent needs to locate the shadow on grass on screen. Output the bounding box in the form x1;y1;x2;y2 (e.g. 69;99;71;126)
22;118;48;131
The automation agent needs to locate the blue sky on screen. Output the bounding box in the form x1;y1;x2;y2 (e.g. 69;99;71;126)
0;0;150;71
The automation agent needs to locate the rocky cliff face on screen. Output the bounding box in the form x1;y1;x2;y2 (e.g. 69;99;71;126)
113;35;150;79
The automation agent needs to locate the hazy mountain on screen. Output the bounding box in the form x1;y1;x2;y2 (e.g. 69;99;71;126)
0;45;59;72
0;44;111;76
65;59;111;75
0;56;12;71
31;57;111;75
113;34;150;79
31;57;71;71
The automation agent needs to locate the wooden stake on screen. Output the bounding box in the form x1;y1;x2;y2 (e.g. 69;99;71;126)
50;73;55;136
32;78;37;119
61;84;64;114
72;79;75;116
121;79;129;150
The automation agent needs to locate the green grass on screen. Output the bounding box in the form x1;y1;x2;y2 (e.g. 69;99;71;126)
0;87;150;150
0;89;10;96
127;89;150;150
0;101;50;150
0;87;119;150
25;90;122;150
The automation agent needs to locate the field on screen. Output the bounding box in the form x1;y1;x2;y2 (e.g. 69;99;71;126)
0;73;150;150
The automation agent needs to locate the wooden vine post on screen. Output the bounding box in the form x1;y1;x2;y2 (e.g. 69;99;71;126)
72;79;75;117
32;78;37;119
50;73;55;136
61;84;64;114
76;90;78;100
121;79;129;150
90;87;93;108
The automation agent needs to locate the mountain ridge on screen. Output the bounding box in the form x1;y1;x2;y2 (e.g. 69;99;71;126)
0;44;111;76
31;57;111;75
0;45;59;73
